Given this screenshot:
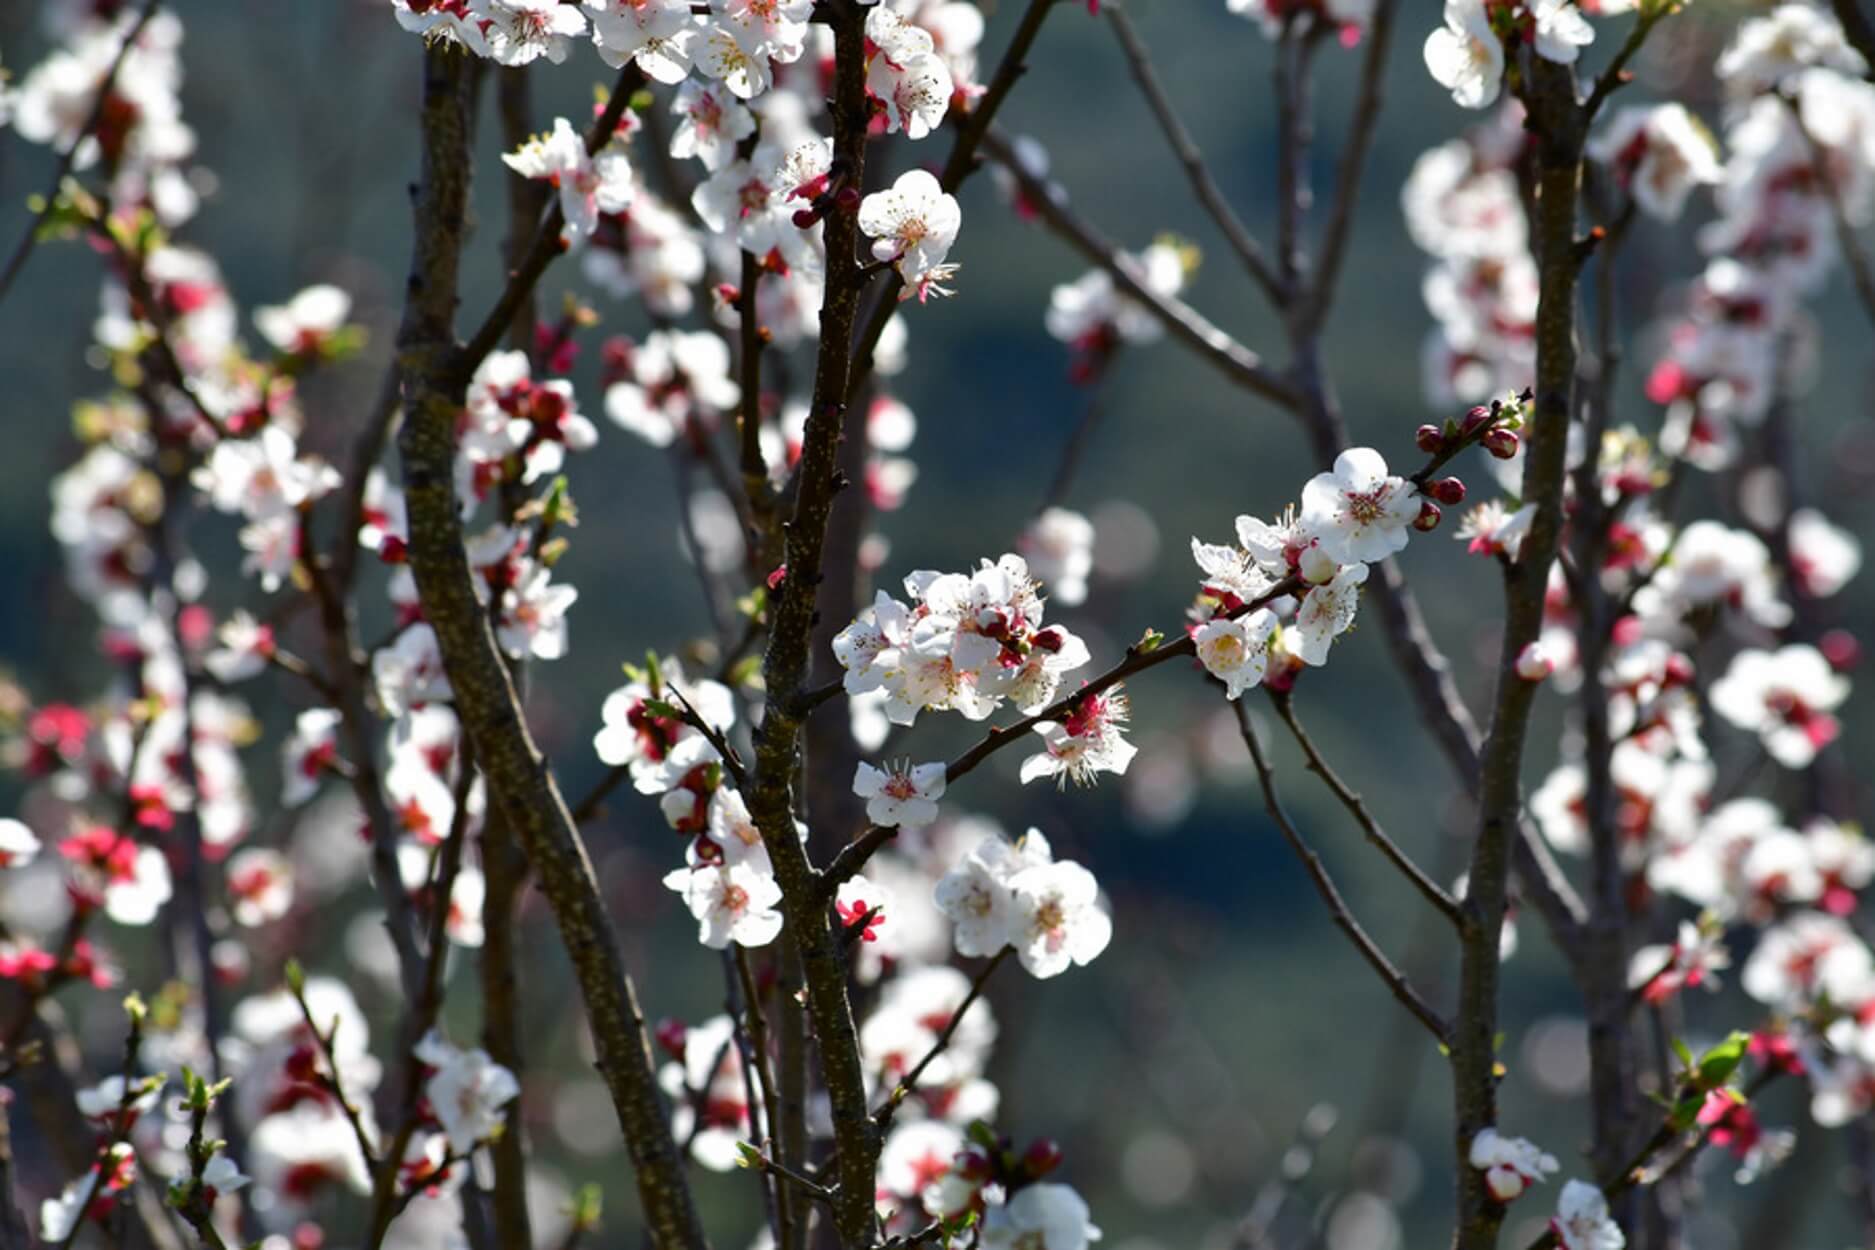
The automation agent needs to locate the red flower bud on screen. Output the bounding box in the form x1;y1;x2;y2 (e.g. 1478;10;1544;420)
1413;501;1443;532
655;1018;689;1060
1821;628;1861;672
1023;1138;1064;1178
1430;477;1466;506
1415;424;1445;454
1482;427;1520;460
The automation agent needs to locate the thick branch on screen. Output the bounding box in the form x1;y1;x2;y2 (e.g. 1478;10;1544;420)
392;42;703;1250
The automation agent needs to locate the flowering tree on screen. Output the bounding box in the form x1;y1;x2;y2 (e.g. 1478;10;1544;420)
0;0;1873;1248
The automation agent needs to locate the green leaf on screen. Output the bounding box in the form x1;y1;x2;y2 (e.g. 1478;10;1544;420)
1671;1037;1693;1074
1695;1031;1749;1090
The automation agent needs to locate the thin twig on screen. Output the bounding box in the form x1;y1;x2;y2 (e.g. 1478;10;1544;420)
872;949;1011;1130
1105;5;1282;303
0;0;161;305
1232;701;1450;1044
1268;691;1463;926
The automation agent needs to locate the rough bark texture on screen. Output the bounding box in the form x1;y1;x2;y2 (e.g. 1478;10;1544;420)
1450;57;1584;1250
741;4;882;1244
392;43;705;1250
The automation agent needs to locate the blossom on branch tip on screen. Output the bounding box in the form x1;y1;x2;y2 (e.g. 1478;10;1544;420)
414;1030;521;1154
1469;1128;1559;1202
1195;610;1278;699
860;169;962;302
1423;0;1503;110
501;116;634;238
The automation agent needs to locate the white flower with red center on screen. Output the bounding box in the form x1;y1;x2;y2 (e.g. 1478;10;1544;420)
1007;858;1111;979
473;0;588;65
1286;562;1370;667
373;624;452;723
658;1015;751;1170
501;116;634;238
254;284;352;356
1716;4;1869;97
1789;507;1862;598
1741;828;1825;917
860;170;962;302
706;787;771;871
587;0;697;82
1806;818;1875;915
203;610;276;684
1300;447;1420;565
979;1182;1102;1250
1710;644;1849;769
1457;499;1536;561
1423;0;1503;110
836;873;893;945
1529;0;1593;64
193;425;340;520
604;329;742;446
669;78;755;171
394;0;493;55
280;707;341;807
593;662;735;794
665;859;784;949
715;0;813;62
1628;919;1730;1005
866;7;953;141
1742;911;1873;1009
1195;611;1278;700
1468;1128;1559;1202
694;20;774;99
934;830;1054;958
496;563;579;662
249;1103;373;1205
1586;104;1722;222
0;820;42;869
75;1074;163;1124
414;1030;521;1154
1005;625;1093;716
1551;1179;1623;1250
1019;688;1136;788
40;1143;137;1244
61;826;171;926
834;590;916;694
225;847;294;927
854;760;947;828
880;1121;966;1206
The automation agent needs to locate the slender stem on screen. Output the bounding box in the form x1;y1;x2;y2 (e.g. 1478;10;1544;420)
873;949;1011;1130
0;0;161;305
981;127;1300;411
1105;5;1282;303
1233;701;1449;1043
1268;691;1462;926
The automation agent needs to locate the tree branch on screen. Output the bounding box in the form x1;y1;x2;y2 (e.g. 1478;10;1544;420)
1232;701;1450;1044
1106;5;1283;303
391;41;704;1249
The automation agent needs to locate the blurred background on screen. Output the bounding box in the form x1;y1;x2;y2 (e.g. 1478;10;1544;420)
2;1;1874;1247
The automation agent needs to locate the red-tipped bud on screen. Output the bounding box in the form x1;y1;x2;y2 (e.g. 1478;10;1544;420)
791;207;820;230
655;1018;689;1059
1430;477;1466;506
1663;652;1696;686
835;186;862;213
1416;424;1445;454
1023;1138;1064;1179
1413;501;1443;532
1482;427;1520;460
1461;405;1494;436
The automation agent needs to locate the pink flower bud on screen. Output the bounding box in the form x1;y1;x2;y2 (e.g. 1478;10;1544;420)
1461;405;1494;437
1430;477;1466;506
1482;428;1520;460
1515;642;1553;682
655;1018;688;1060
1416;424;1445;454
1414;501;1443;532
835;186;862;213
791;207;820;230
